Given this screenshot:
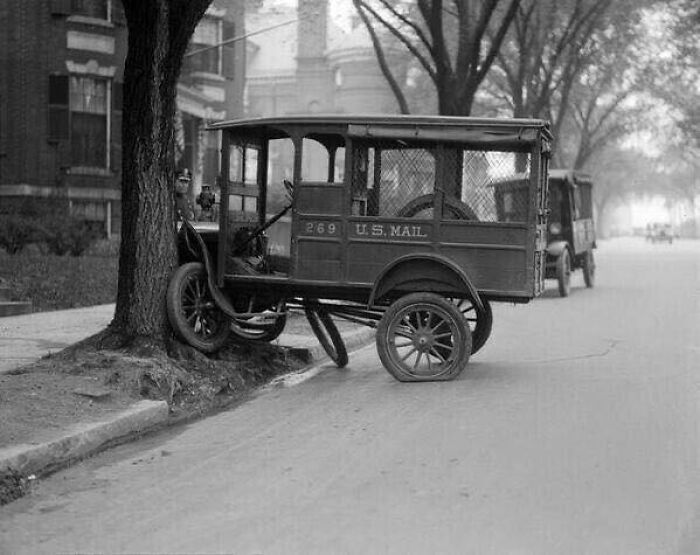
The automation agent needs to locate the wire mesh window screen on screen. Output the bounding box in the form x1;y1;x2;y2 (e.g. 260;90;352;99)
351;141;437;218
351;141;533;222
379;147;436;217
452;150;532;223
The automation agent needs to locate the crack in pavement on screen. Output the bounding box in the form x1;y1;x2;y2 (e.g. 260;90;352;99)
490;339;621;366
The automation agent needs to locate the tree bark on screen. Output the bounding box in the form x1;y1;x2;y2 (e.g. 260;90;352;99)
109;0;212;348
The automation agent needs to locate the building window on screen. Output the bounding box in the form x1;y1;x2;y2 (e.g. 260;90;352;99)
70;76;108;167
184;17;222;75
47;74;109;168
71;0;109;20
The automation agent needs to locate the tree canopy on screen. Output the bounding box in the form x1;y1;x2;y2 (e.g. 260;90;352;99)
352;0;521;115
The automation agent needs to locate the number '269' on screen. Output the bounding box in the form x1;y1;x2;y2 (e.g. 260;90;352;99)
304;222;338;235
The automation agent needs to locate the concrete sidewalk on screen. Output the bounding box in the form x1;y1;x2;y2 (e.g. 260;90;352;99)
0;305;375;482
0;304;116;374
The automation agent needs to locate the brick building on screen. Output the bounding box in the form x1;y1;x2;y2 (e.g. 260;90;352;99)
0;0;245;237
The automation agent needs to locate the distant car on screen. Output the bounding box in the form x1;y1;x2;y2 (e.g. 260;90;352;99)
493;169;596;297
647;223;674;244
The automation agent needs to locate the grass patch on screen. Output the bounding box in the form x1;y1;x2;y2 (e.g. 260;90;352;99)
0;252;117;312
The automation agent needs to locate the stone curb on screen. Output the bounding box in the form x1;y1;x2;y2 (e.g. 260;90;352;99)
0;329;376;482
0;400;168;477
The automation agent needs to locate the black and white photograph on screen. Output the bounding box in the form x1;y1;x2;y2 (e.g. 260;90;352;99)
0;0;699;552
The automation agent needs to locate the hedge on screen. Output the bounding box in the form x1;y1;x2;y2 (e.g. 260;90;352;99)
0;252;118;312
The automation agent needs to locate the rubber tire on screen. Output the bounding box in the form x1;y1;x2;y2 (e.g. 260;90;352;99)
230;312;287;342
305;304;348;368
582;250;595;288
453;297;493;355
397;193;477;220
167;262;231;353
556;250;571;297
377;293;471;382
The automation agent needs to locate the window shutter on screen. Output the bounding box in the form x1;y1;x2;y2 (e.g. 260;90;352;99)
50;0;72;16
110;120;122;174
222;20;236;80
48;75;70;141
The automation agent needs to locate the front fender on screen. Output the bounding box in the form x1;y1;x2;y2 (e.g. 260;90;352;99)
179;220;240;320
546;240;569;258
369;252;483;311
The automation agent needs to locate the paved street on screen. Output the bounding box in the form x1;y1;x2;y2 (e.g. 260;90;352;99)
1;237;699;554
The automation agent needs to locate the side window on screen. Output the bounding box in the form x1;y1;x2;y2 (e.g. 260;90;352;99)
228;143;259;214
353;142;435;218
350;145;376;216
300;138;329;181
578;184;593;219
268;138;295;213
572;186;582;219
456;150;531;223
381;147;436;217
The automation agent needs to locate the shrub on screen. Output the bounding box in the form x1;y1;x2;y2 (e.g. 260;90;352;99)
0;216;43;254
85;237;121;257
0;252;118;311
40;217;103;257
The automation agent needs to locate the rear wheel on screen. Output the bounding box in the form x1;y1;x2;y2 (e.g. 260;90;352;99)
305;302;348;367
556;250;571;297
451;297;493;355
377;293;471;382
582;250;595;288
167;262;231;353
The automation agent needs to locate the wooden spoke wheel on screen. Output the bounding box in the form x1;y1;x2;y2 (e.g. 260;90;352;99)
451;297;493;355
304;302;348;367
377;293;471;382
582;250;595;288
167;262;231;353
556;250;571;297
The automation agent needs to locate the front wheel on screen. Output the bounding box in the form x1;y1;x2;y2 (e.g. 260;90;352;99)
556;250;571;297
377;293;471;382
167;262;231;353
582;250;595;288
304;302;348;367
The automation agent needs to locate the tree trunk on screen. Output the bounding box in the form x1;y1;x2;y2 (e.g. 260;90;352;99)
109;0;211;348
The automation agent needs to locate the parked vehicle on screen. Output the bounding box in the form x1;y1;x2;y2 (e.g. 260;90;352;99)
493;169;595;297
646;222;674;244
168;115;552;381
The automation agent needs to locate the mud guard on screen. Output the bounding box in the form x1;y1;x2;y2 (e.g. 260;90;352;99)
180;219;240;320
546;240;569;258
369;252;483;312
